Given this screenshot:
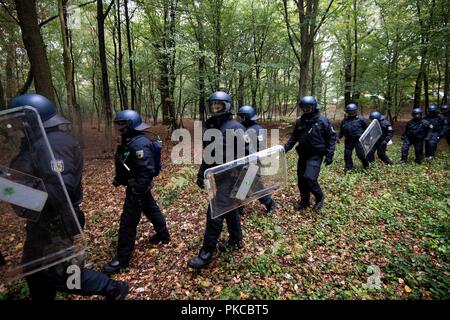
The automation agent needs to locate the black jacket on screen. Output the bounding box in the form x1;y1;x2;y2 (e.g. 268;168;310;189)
338;115;368;141
284;113;337;160
242;120;266;153
114;132;156;194
10;127;84;206
402;119;432;142
197;115;247;181
378;117;394;144
424;115;446;137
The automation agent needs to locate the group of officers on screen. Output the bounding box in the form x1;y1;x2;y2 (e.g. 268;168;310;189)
3;91;449;300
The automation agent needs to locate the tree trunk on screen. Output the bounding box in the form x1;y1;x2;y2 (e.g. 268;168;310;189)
197;19;206;122
443;44;449;104
59;0;83;146
97;0;113;152
344;18;352;107
124;0;135;110
116;0;128;109
5;32;16;100
351;0;359;103
14;0;54;100
0;77;6;109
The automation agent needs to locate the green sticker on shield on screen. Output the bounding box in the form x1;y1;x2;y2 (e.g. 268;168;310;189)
3;187;14;196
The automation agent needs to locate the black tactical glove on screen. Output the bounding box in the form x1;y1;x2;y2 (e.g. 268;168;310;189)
112;178;121;188
381;140;387;145
324;158;333;166
196;176;205;189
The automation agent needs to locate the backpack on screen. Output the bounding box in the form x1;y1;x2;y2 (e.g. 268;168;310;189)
150;134;163;177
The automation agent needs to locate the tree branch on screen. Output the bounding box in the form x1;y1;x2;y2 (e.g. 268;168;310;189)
17;68;34;95
0;0;19;24
39;0;96;27
313;0;335;37
282;0;301;64
104;0;115;17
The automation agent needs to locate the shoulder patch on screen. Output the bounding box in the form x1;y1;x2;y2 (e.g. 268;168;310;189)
136;150;144;159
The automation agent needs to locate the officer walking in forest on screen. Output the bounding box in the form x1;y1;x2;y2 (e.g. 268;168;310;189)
399;108;433;164
103;110;170;274
284;96;337;211
424;104;446;160
337;103;369;172
7;93;129;300
440;104;450;146
236;105;277;214
188;91;247;269
366;111;394;166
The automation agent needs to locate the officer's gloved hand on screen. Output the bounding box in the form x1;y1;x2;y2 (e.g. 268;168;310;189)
196;176;205;189
112;178;121;188
324;158;333;166
381;140;387;145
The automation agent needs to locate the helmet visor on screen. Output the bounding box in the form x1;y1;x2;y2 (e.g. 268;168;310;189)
208;101;226;116
301;104;314;113
346;110;357;116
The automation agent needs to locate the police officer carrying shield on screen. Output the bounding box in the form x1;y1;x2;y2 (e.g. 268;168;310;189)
440;104;450;146
188;91;246;269
399;108;432;164
366;111;394;165
338;103;369;171
8;93;129;300
103;110;170;274
236;105;277;214
424;104;446;160
284;96;337;211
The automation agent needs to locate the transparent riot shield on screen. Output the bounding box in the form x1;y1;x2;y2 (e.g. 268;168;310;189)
0;107;85;284
359;119;383;157
204;145;287;219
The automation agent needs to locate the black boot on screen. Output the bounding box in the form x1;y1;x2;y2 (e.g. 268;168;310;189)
313;196;324;211
149;233;171;245
105;280;130;300
265;200;277;214
294;201;309;211
218;240;243;253
187;249;214;270
103;259;129;275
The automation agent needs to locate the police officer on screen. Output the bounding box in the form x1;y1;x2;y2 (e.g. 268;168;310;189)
284;96;337;211
440;104;450;146
399;108;432;164
8;93;129;300
424;104;446;160
338;103;369;171
366;111;394;165
188;91;246;269
103;110;170;274
236;105;277;214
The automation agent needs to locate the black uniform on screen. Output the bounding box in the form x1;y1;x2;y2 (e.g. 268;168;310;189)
367;116;394;165
441;113;450;146
113;131;169;265
196;116;246;254
401;119;432;163
424;114;446;157
242;121;275;210
11;127;121;301
284;112;337;207
338;115;369;170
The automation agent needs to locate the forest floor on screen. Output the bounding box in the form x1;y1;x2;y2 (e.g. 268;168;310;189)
1;118;449;300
